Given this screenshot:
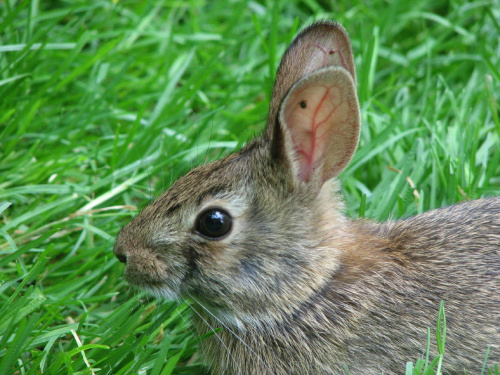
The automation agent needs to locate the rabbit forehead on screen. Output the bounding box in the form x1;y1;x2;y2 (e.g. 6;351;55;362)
153;152;251;213
136;149;254;240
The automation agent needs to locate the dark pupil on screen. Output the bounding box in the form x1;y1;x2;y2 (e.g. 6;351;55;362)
197;209;232;239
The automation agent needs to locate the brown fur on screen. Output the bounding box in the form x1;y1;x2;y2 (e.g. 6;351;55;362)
114;21;500;374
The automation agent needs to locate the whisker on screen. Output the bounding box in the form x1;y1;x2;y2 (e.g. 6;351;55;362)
187;293;274;375
176;298;205;347
187;299;239;370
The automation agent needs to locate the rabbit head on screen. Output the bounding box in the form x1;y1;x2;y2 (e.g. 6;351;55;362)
114;21;360;327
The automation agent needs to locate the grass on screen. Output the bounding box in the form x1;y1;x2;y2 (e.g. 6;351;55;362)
0;0;499;374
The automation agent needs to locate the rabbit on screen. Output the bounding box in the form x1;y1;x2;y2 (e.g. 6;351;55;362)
114;21;500;374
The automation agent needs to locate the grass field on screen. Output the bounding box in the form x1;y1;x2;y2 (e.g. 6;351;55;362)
1;0;499;374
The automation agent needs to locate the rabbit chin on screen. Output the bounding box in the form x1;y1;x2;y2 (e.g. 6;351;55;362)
142;283;291;331
142;284;181;301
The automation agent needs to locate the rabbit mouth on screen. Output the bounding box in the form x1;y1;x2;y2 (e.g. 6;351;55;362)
128;276;183;302
124;265;183;301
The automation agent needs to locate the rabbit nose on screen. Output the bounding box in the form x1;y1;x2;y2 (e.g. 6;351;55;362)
114;244;128;264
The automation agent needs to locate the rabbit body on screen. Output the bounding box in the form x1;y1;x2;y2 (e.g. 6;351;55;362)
114;21;500;374
193;193;500;375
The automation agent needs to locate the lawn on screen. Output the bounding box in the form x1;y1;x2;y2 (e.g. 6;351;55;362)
1;0;499;374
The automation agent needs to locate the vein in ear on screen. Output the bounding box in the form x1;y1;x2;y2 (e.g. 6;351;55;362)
284;83;348;182
311;43;349;75
296;86;335;164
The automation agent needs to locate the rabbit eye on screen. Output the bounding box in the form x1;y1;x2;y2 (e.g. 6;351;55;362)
195;208;232;240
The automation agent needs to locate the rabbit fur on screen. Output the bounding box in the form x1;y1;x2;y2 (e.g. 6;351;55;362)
114;21;500;374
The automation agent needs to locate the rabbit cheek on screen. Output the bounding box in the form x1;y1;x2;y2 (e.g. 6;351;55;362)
181;241;231;293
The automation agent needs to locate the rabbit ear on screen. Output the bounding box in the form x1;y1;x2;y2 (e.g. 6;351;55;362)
266;21;360;185
278;66;359;183
266;21;356;130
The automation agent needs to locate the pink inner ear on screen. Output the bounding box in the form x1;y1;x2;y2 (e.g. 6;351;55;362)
282;76;358;183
